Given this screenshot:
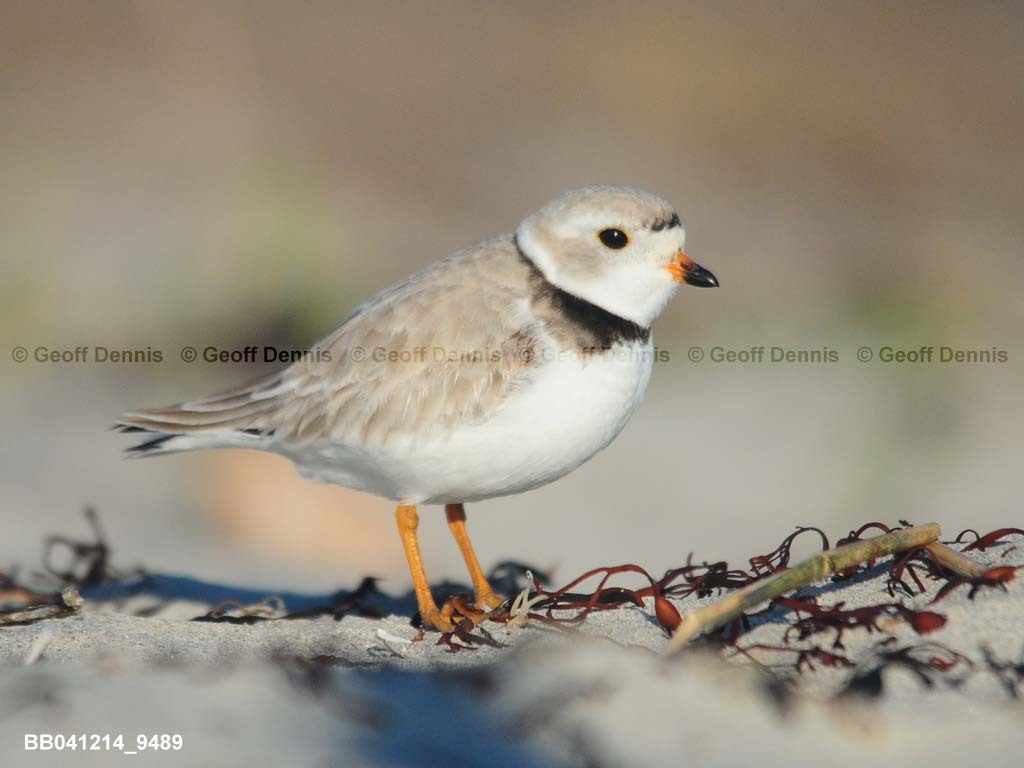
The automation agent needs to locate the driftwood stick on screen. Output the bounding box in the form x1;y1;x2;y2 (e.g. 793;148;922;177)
924;541;989;580
0;587;83;627
663;523;942;656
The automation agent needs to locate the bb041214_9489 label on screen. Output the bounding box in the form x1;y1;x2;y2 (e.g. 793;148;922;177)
24;733;183;754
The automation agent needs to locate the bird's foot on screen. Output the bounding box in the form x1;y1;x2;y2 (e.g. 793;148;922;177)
475;589;506;612
418;602;456;633
435;591;507;628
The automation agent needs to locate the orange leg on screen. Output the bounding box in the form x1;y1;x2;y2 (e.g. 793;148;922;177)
396;504;454;632
445;503;504;610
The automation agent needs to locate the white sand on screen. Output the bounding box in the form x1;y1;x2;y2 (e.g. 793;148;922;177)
2;540;1023;767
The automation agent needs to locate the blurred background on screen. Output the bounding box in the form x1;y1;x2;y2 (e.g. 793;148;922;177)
2;1;1021;594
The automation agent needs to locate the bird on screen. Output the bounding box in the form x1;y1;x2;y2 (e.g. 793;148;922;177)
116;185;718;631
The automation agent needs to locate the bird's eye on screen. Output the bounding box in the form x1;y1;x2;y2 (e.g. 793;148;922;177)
597;228;629;249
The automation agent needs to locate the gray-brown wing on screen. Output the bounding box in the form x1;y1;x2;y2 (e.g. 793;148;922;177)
118;236;543;449
274;237;541;446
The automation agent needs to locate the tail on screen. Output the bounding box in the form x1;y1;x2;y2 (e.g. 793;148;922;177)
115;372;287;457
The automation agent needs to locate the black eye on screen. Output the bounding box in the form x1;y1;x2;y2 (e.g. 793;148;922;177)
598;228;629;249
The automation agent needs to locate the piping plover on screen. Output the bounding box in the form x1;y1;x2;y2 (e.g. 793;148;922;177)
117;185;718;631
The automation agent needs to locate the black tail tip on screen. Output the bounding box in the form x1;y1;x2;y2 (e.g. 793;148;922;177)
114;425;177;456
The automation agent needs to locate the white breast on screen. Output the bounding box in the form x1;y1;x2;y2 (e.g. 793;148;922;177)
284;339;655;505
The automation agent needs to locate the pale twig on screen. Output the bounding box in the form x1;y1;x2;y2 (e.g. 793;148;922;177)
664;523;942;656
23;631;53;665
374;627;413;658
924;541;989;580
507;570;549;629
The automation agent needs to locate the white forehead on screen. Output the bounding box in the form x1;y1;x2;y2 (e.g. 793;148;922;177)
531;185;682;235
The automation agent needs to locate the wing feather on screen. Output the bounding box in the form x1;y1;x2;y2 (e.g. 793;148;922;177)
116;236;544;451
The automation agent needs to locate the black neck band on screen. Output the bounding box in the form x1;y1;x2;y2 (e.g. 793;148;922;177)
515;236;650;350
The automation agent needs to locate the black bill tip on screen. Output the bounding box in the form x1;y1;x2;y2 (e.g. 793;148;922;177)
684;263;719;288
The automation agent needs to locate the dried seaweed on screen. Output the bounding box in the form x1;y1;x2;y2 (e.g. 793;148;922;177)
817;521;1024;603
0;572;57;613
440;521;1017;658
774;596;946;648
961;527;1024;553
193;578;387;624
430;519;1019;705
39;507;142;590
193;596;287;624
10;510;1023;706
980;645;1024;699
0;507;121;627
729;643;856;673
878;523;1024;602
434;619;503;653
659;527;832;600
0;587;83;627
837;642;973;700
282;578;385;621
929;564;1022;603
665;524;946;651
473;527;833;641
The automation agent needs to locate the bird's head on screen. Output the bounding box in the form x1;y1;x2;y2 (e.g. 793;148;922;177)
516;185;717;328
